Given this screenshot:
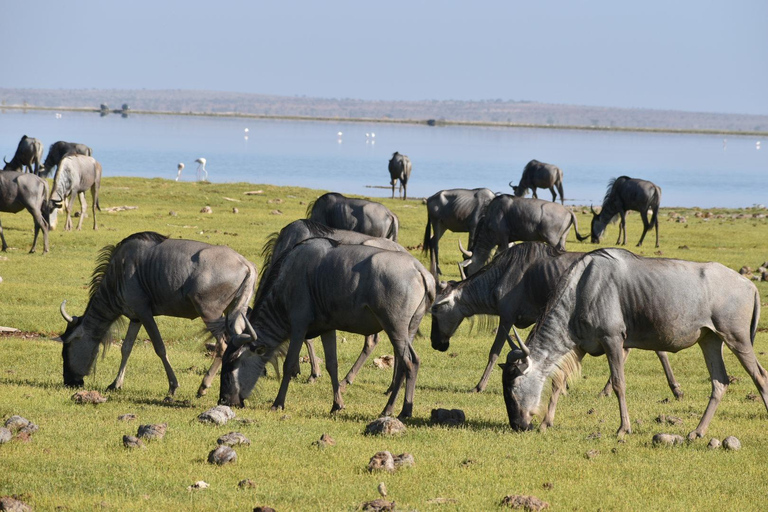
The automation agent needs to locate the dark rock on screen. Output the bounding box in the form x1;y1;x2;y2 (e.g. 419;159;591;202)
361;499;395;511
18;424;38;436
217;432;251;447
393;452;415;468
368;451;395;473
253;507;277;512
500;494;550;510
0;428;11;444
71;390;107;404
208;445;237;465
238;479;256;489
137;423;167;441
652;433;685;446
117;414;137;422
122;435;146;449
4;416;30;432
364;416;406;436
311;433;335;448
723;436;742;451
655;414;683;426
430;408;466;426
198;405;236;425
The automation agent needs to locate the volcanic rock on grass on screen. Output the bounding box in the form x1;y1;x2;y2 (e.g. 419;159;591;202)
238;479;256;489
361;498;395;511
118;413;137;422
137;423;167;441
122;435;146;449
217;432;251;447
4;416;30;432
0;495;33;512
208;445;237;465
652;433;685;446
311;433;336;449
187;481;209;491
18;423;38;436
253;507;276;512
722;436;742;451
368;451;395;473
71;390;107;404
500;494;550;511
0;428;11;444
655;414;683;426
430;408;466;426
393;452;415;469
198;405;236;425
364;416;406;436
707;438;721;449
372;355;394;369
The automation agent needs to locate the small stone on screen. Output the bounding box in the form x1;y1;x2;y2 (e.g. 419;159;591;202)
267;198;284;204
253;507;277;512
4;416;30;432
430;408;466;426
364;416;406;436
373;355;394;369
137;423;167;441
500;494;550;511
238;479;256;489
745;392;759;401
361;499;395;511
269;209;283;215
678;245;689;250
585;449;599;460
0;428;11;444
118;413;137;422
169;211;177;216
368;451;395;473
232;207;239;214
311;433;335;448
122;435;146;449
378;482;387;497
217;432;251;447
652;433;685;446
655;414;683;426
393;452;415;468
208;445;237;465
722;436;742;451
0;496;33;512
586;432;601;440
200;206;213;214
198;405;236;425
542;482;554;490
707;438;721;450
71;390;107;404
187;481;209;491
740;266;752;275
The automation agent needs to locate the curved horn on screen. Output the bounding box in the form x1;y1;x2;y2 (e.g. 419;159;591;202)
458;259;470;280
458;239;472;258
509;181;515;188
590;204;597;215
60;300;73;323
3;157;7;165
513;326;531;357
243;313;258;343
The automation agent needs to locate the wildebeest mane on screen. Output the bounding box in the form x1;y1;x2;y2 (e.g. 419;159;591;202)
305;196;318;217
601;176;631;208
260;220;336;274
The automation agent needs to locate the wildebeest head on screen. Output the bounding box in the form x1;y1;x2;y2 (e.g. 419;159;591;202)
218;319;270;407
430;281;462;352
499;328;539;431
57;301;98;388
589;205;608;243
510;184;527;198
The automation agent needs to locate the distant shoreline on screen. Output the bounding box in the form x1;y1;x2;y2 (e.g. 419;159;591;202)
3;104;766;137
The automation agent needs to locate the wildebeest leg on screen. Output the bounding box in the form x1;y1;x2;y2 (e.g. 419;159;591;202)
599;347;631;397
652;206;660;248
541;347;586;431
319;331;344;413
657;351;683;399
91;186;98;230
381;353;406;417
402;181;407;201
303;339;322;382
616;211;626;245
0;217;7;251
636;208;651;247
391;180;396;199
688;332;729;439
724;332;768;418
26;204;49;254
197;334;227;398
430;222;447;276
76;191;87;231
603;338;632;437
474;321;510;393
340;333;379;392
549;186;558;203
107;320;142;391
271;333;305;411
556;181;565;205
140;315;179;398
398;342;420;419
64;195;73;231
531;188;538;199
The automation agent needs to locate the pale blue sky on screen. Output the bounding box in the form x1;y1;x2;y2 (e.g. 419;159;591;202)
2;0;766;115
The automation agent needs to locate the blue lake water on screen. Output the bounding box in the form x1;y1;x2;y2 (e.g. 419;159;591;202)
1;110;765;208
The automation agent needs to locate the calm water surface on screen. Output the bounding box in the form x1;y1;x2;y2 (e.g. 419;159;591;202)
1;110;765;207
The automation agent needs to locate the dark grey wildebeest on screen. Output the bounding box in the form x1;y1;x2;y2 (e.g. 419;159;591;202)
458;195;587;277
590;176;661;248
509;160;565;204
422;188;495;276
388;151;412;200
219;237;435;419
41;141;93;178
431;242;681;397
3;135;44;175
56;231;257;399
259;219;406;390
50;154;102;231
307;192;399;241
501;248;767;439
0;170;51;253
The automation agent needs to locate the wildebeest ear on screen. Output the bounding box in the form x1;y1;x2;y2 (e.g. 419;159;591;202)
498;362;507;370
51;336;64;343
438;281;448;293
226;345;248;363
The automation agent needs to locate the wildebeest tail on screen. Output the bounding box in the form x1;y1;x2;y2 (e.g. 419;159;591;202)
750;288;761;346
387;213;400;242
411;263;437;338
40;179;51;226
422;213;432;257
570;211;588;242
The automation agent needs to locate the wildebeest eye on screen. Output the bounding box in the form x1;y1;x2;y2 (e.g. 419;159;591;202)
251;344;267;356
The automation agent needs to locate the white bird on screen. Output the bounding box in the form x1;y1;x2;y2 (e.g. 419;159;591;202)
195;158;207;181
337;131;343;137
371;132;375;138
244;128;250;133
176;163;184;181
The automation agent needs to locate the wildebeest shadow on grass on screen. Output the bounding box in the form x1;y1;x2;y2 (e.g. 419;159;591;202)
124;396;197;409
329;410;509;432
0;376;60;390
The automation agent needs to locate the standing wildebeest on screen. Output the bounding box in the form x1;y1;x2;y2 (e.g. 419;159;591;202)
501;248;767;439
431;242;682;397
50;154;102;231
3;135;44;175
422;188;495;276
307;192;399;241
219;237;435;419
259;219;406;390
509;160;565;204
590;176;661;248
388;151;412;200
458;195;587;277
41;141;93;178
0;170;51;253
56;231;257;398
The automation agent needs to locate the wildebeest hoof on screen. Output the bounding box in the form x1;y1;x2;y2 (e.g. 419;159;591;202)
270;404;285;412
163;396;175;404
196;386;208;398
673;389;684;400
687;430;704;441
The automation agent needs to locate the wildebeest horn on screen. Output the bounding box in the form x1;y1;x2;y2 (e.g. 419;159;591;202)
243;313;258;343
3;157;7;165
590;204;596;215
458;260;470;280
508;181;515;188
513;326;531;357
60;300;73;323
458;239;472;258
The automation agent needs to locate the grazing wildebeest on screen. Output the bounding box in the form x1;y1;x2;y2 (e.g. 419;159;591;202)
219;237;435;419
431;242;681;397
388;151;412;200
49;154;102;231
56;231;257;399
3;135;44;175
509;160;565;204
501;248;767;439
422;188;495;276
590;176;661;248
0;170;51;253
259;219;406;390
307;192;399;241
458;195;587;277
41;141;93;178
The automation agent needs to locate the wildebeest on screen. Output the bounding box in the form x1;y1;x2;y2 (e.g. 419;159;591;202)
432;242;681;397
388;151;412;200
41;141;93;178
259;219;406;390
501;248;767;439
0;170;51;253
458;195;587;277
56;231;257;399
422;188;495;276
590;176;661;248
49;154;102;231
219;237;435;419
307;192;399;242
509;160;565;204
3;135;43;175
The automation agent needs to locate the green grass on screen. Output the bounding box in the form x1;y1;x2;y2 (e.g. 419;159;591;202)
1;177;768;511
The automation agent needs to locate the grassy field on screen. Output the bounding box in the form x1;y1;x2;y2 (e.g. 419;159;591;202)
1;177;767;511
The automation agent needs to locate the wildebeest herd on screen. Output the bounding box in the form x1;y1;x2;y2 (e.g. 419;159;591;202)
3;133;766;441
